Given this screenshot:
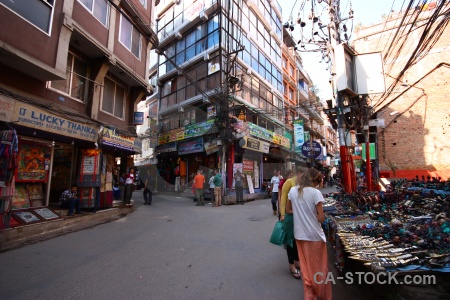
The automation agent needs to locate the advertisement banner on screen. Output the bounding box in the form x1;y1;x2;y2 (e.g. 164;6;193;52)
178;138;204;155
293;119;304;154
101;128;135;151
13;102;98;142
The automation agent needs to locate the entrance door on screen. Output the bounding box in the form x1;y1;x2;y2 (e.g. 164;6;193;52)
49;144;74;204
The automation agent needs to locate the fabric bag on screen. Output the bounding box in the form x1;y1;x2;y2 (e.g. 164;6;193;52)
269;221;286;246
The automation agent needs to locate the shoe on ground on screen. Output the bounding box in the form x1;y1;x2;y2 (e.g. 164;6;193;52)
67;213;74;216
75;211;84;214
273;211;277;215
241;202;245;205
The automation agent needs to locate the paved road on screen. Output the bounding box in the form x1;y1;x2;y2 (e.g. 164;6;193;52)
0;190;368;300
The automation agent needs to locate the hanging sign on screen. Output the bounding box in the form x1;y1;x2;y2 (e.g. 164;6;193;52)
301;140;322;159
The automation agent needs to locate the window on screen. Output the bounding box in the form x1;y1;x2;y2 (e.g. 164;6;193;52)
119;15;142;59
138;0;146;7
102;77;125;119
50;53;88;102
78;0;109;27
0;0;55;34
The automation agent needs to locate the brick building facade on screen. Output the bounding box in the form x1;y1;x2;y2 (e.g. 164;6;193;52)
352;3;450;179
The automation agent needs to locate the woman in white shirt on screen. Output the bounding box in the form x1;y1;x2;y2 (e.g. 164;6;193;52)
286;168;331;300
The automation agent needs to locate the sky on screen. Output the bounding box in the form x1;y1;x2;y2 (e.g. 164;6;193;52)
278;0;407;100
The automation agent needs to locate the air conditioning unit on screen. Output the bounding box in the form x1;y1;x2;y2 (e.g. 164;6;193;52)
199;10;208;22
204;53;209;61
173;0;181;4
175;31;182;40
247;68;252;75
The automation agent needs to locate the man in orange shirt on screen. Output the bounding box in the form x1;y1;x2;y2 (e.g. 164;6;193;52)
193;170;206;206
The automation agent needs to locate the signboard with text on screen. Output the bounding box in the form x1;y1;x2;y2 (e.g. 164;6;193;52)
12;102;98;142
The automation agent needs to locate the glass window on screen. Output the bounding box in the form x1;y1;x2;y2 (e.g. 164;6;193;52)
50;53;88;102
138;0;146;7
119;15;142;59
0;0;54;34
101;77;125;119
78;0;109;27
207;31;219;49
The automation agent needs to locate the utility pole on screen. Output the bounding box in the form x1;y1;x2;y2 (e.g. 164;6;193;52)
328;0;353;193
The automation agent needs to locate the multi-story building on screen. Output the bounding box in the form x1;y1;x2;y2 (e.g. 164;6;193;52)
0;0;157;217
154;0;299;193
352;2;450;180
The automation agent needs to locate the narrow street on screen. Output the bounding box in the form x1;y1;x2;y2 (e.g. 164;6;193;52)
0;191;368;300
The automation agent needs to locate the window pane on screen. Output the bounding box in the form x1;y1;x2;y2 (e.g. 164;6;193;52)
185;45;195;61
131;27;141;58
1;0;53;33
114;85;124;118
120;16;132;48
79;0;93;9
93;0;108;26
102;78;115;114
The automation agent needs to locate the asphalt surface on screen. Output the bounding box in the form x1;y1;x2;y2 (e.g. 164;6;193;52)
0;189;369;300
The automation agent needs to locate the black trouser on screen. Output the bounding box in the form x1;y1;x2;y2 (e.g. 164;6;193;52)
286;240;299;265
235;186;244;203
143;187;152;205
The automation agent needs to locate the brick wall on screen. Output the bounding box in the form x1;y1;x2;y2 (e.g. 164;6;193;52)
353;7;450;179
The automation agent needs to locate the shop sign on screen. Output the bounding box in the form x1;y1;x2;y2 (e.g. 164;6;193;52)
248;122;273;142
101;128;135;151
0;95;15;122
178;137;204;155
204;139;220;155
273;132;291;149
13;102;98;142
133;112;144;125
241;136;269;154
301;140;322;159
185;120;215;138
156;142;177;153
158;127;185;144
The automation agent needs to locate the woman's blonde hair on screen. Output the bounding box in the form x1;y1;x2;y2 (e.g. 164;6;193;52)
296;168;322;196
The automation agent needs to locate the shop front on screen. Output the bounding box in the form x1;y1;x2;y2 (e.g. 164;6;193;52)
0;96;99;229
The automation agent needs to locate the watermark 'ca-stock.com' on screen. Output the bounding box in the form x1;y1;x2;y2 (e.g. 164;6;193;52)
314;272;436;285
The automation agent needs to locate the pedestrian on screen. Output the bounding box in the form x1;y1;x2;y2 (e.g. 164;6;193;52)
119;172;126;200
278;169;301;279
213;169;222;207
113;169;120;200
59;184;82;216
270;170;281;215
208;171;215;204
287;168;331;300
124;168;135;206
193;170;205;206
234;169;245;205
143;169;153;205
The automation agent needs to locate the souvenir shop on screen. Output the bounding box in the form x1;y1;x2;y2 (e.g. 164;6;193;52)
0;96;137;230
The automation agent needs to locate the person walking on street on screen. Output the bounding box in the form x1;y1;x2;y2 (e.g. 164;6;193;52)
234;169;245;205
59;184;82;216
270;170;281;215
213;169;222;207
278;169;301;279
143;169;153;205
287;168;331;300
208;172;215;204
124;168;135;206
193;170;206;206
